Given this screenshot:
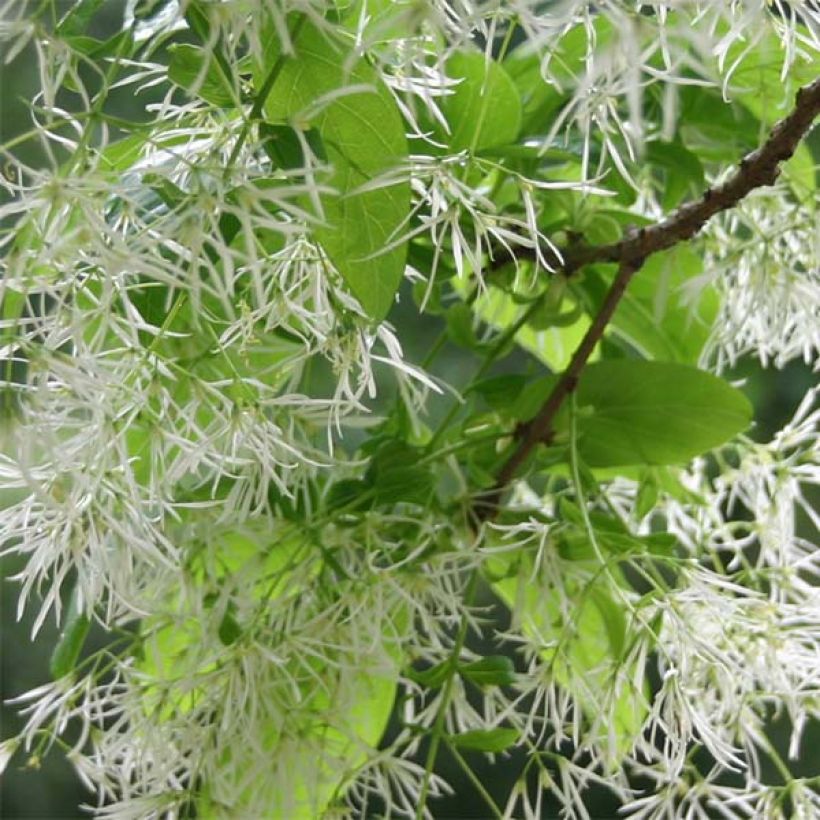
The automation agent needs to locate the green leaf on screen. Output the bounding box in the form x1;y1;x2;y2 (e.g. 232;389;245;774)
635;470;661;520
259;123;326;170
325;478;371;513
605;246;719;364
527;299;584;331
505;360;750;467
678;84;760;164
645;140;705;210
217;608;242;646
518;315;593;372
566;360;753;467
445;301;492;352
406;660;451;689
98;133;147;171
64;30;131;58
504;51;564;138
514;375;559;422
50;590;91;680
469;374;528;412
97;126;195;172
1;286;25;332
183;0;213;41
450;727;519;753
366;439;433;505
556;522;678;561
168;43;236;107
0;281;25;412
458;655;516;687
143;172;187;209
258;20;410;320
57;0;105;35
468;283;594;371
556;516;678;561
440;51;522;153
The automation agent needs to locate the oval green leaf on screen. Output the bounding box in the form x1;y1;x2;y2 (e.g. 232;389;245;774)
450;727;519;753
441;51;522;153
458;655;516;687
50;591;91;680
569;360;753;467
168;43;236;107
258;20;410;321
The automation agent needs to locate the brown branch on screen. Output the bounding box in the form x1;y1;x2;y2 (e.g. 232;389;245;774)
472;259;642;522
492;77;820;277
473;76;820;524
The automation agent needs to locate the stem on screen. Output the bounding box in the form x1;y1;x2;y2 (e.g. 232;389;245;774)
475;259;643;520
415;569;480;818
495;77;820;276
425;291;548;453
446;741;505;819
61;23;135;177
758;732;795;785
420;329;447;370
224;14;307;173
419;429;504;467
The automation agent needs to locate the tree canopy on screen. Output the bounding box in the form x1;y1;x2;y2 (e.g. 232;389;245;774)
0;1;819;818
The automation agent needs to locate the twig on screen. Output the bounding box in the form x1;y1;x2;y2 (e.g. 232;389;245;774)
473;258;642;521
494;78;820;276
473;76;820;523
224;14;307;174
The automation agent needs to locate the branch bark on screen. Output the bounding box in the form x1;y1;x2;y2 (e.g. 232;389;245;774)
473;77;820;524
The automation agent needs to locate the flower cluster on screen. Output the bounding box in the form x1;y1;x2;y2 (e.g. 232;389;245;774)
702;186;820;370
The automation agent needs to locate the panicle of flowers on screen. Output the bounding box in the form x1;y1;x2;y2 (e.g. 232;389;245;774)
0;7;450;634
0;7;453;813
475;430;820;817
13;515;398;815
612;393;820;810
403;152;596;302
347;751;452;820
2;2;819;817
464;1;818;183
669;386;820;598
714;389;820;594
480;506;647;778
699;185;820;371
3;483;480;817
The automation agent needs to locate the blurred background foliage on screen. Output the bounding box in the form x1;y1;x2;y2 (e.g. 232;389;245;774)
1;3;818;817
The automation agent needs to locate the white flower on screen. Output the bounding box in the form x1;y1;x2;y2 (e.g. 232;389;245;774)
700;187;820;370
0;737;20;776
